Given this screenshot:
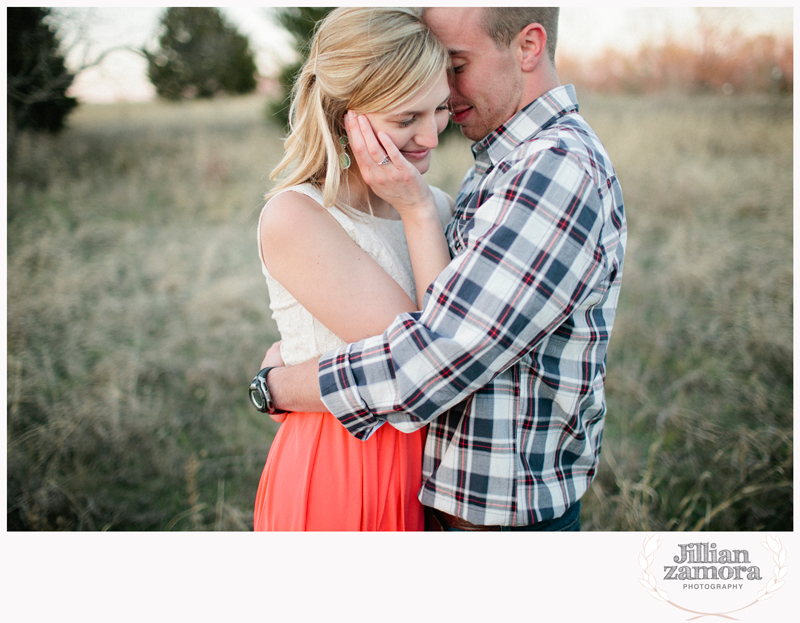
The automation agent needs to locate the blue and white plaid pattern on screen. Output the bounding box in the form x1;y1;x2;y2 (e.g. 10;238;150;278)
319;85;627;526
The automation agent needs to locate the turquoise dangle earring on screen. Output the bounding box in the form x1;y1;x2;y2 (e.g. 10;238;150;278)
339;135;351;170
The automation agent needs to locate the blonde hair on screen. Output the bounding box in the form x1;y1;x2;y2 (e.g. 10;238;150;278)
267;7;449;208
483;8;559;63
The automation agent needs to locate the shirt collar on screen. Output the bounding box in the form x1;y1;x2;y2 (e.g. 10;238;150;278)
471;84;580;168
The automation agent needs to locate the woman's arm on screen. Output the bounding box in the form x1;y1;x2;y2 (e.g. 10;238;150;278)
260;191;419;344
397;199;453;309
345;112;452;308
259;191;424;420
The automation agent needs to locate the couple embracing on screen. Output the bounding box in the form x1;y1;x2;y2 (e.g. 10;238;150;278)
249;7;627;531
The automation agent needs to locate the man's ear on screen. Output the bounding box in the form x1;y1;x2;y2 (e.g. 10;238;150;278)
518;23;547;72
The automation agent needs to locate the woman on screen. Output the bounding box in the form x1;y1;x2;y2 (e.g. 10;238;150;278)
253;7;453;531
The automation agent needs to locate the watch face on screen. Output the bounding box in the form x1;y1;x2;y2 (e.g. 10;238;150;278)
249;378;268;412
250;387;265;411
249;369;277;413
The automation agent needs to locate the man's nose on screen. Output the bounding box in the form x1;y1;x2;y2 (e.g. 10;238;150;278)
447;71;458;97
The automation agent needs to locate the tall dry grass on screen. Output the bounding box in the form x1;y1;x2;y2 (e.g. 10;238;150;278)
6;92;792;530
578;94;793;530
7;96;287;530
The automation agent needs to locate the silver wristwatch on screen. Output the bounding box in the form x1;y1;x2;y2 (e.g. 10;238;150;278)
249;367;285;414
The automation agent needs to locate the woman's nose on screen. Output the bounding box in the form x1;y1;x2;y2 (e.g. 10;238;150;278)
417;117;440;149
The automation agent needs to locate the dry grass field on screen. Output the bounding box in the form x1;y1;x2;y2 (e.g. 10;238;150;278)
6;91;792;531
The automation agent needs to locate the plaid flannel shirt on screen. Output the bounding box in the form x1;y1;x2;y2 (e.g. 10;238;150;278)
319;85;627;526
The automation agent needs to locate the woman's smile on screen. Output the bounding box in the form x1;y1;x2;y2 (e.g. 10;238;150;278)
401;148;431;161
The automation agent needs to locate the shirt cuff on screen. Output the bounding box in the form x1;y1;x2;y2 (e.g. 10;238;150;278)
318;343;382;440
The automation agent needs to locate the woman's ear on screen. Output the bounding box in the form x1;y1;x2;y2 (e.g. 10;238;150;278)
518;23;547;72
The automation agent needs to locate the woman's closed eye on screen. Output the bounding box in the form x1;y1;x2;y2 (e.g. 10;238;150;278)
397;103;450;128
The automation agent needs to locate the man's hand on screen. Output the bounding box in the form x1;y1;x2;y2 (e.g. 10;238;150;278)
261;340;284;369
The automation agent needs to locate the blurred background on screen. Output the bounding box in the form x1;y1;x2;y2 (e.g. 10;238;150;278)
6;7;793;531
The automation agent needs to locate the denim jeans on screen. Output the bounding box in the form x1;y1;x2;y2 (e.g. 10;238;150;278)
434;500;581;532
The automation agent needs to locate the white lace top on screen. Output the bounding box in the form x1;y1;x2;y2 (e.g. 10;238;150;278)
258;183;452;366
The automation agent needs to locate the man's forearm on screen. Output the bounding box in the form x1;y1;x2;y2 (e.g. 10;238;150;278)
267;358;327;413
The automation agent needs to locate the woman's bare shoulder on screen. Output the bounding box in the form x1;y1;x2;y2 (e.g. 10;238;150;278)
260;189;339;248
261;189;327;229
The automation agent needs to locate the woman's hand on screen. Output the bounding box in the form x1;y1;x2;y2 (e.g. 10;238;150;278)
345;111;452;309
344;111;437;220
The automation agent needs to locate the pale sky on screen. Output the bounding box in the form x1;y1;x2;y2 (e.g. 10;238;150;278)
57;6;794;103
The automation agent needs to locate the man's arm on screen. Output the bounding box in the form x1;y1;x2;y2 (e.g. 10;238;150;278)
319;148;614;440
266;358;326;417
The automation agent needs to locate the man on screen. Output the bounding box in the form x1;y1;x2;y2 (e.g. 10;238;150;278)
256;7;626;530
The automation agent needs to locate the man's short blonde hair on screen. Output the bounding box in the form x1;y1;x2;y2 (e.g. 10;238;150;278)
483;7;559;63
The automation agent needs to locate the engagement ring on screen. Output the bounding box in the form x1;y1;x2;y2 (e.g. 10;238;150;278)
379;156;390;165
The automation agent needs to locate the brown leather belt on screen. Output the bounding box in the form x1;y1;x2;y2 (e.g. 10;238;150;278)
425;501;581;532
426;507;502;531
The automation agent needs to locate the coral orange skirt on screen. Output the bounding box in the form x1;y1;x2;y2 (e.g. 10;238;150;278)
253;411;425;531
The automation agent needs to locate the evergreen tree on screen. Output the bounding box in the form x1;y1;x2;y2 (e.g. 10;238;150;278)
267;7;333;129
7;7;79;133
147;7;257;101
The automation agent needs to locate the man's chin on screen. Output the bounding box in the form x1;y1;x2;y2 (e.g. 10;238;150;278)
458;125;488;142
